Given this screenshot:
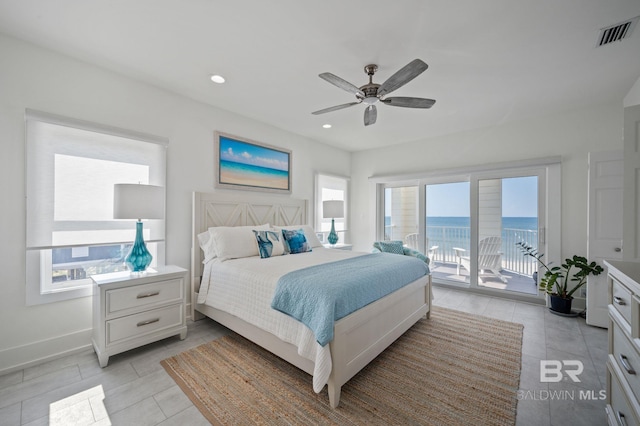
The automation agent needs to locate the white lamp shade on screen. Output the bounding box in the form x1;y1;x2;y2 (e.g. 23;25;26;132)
323;200;344;219
114;184;165;220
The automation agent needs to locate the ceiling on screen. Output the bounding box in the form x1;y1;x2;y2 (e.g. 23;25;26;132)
1;0;639;152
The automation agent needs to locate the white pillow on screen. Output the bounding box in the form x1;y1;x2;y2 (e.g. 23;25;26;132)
197;230;217;263
273;224;323;248
209;224;271;261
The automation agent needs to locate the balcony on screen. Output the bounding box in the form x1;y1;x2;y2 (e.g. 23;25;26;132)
388;224;540;296
430;225;538;295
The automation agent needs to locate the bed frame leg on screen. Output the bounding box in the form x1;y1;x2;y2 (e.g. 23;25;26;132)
328;381;341;408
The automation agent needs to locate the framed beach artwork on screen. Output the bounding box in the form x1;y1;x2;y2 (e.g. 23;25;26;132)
214;132;292;193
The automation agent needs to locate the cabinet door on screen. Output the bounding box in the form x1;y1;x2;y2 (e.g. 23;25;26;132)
587;150;623;327
624;104;640;262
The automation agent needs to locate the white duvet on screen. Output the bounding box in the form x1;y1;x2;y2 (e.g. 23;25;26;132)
197;247;364;393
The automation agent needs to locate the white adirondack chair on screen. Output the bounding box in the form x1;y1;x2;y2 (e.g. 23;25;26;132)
405;233;439;262
454;236;506;283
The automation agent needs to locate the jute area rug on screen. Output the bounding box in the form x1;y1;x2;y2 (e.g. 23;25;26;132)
161;307;523;425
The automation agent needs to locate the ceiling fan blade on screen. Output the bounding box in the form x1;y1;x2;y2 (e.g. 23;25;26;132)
377;59;429;97
382;97;436;108
364;105;377;126
311;101;361;115
319;72;365;97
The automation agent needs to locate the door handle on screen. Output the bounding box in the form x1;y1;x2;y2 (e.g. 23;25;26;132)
137;291;160;299
614;247;622;252
619;354;636;375
137;318;160;327
617;411;628;426
614;296;626;306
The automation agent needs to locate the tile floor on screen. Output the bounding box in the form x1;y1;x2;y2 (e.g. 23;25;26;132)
0;286;609;425
433;285;608;426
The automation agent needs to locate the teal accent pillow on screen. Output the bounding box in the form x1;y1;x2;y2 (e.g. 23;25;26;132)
373;240;403;252
282;229;312;254
253;230;285;259
376;240;405;255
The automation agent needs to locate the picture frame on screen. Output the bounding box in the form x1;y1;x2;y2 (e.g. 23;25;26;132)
214;131;292;194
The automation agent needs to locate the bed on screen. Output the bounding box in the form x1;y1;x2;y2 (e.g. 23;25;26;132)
190;192;432;408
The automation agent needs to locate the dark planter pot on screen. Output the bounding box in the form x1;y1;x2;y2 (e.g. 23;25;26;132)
549;295;573;314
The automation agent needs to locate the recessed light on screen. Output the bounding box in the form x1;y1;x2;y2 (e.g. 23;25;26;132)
322;124;332;129
210;75;225;84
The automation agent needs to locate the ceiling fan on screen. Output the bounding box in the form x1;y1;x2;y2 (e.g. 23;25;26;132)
312;59;436;126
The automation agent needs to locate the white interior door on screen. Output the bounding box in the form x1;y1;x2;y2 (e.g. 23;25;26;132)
586;150;623;328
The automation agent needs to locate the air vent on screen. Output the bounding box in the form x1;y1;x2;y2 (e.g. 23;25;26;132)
597;16;639;47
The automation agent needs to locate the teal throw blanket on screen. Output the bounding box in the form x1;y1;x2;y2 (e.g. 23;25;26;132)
271;253;429;346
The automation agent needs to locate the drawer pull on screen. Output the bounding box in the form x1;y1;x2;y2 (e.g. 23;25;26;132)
619;354;636;375
137;291;160;299
137;318;160;327
617;411;628;426
614;296;626;306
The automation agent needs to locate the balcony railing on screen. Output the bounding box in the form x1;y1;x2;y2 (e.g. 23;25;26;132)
384;225;538;277
427;226;538;277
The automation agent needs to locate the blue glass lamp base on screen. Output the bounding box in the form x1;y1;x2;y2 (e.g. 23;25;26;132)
327;218;339;245
125;221;153;272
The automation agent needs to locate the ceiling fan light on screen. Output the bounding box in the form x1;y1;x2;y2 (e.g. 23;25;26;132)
363;97;378;105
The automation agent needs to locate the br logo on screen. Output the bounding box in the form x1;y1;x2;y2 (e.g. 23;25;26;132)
540;360;584;382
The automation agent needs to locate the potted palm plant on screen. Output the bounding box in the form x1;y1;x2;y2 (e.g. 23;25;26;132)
517;242;604;314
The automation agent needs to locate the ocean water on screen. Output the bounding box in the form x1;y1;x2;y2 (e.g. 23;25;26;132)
386;216;538;255
386;216;538;230
220;160;289;188
425;216;538;230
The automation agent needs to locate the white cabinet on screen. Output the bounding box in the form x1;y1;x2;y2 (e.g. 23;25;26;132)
605;260;640;424
91;265;188;367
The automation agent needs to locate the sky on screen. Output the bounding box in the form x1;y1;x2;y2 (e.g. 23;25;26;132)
424;176;538;217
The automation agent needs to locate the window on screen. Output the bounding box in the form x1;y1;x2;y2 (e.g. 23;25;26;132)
315;174;349;243
373;158;560;301
384;185;418;242
25;110;167;304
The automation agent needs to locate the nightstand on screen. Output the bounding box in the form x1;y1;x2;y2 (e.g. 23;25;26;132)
323;243;353;251
91;265;188;367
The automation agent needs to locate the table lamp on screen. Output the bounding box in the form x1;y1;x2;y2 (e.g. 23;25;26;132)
114;183;164;273
323;200;344;245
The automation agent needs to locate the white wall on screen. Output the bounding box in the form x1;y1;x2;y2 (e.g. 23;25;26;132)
350;103;624;261
624;75;640;107
0;34;351;372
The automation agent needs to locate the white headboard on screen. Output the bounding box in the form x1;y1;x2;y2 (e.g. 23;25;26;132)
191;192;308;312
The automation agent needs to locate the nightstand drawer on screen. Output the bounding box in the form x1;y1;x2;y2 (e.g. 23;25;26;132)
106;278;183;315
106;304;184;346
612;278;633;326
612;321;640;401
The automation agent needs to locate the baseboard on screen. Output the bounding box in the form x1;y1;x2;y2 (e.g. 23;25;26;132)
0;328;93;375
1;306;196;375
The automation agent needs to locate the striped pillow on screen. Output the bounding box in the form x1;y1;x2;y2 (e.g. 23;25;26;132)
253;230;285;259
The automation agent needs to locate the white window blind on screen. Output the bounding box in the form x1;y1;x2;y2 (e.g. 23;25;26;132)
315;174;349;241
25;110;168;304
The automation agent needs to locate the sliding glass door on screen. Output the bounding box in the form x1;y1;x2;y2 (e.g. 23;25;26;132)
378;163;551;301
476;175;539;295
384;186;418;244
425;181;470;284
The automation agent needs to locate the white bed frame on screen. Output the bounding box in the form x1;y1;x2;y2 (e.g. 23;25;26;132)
191;192;431;408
